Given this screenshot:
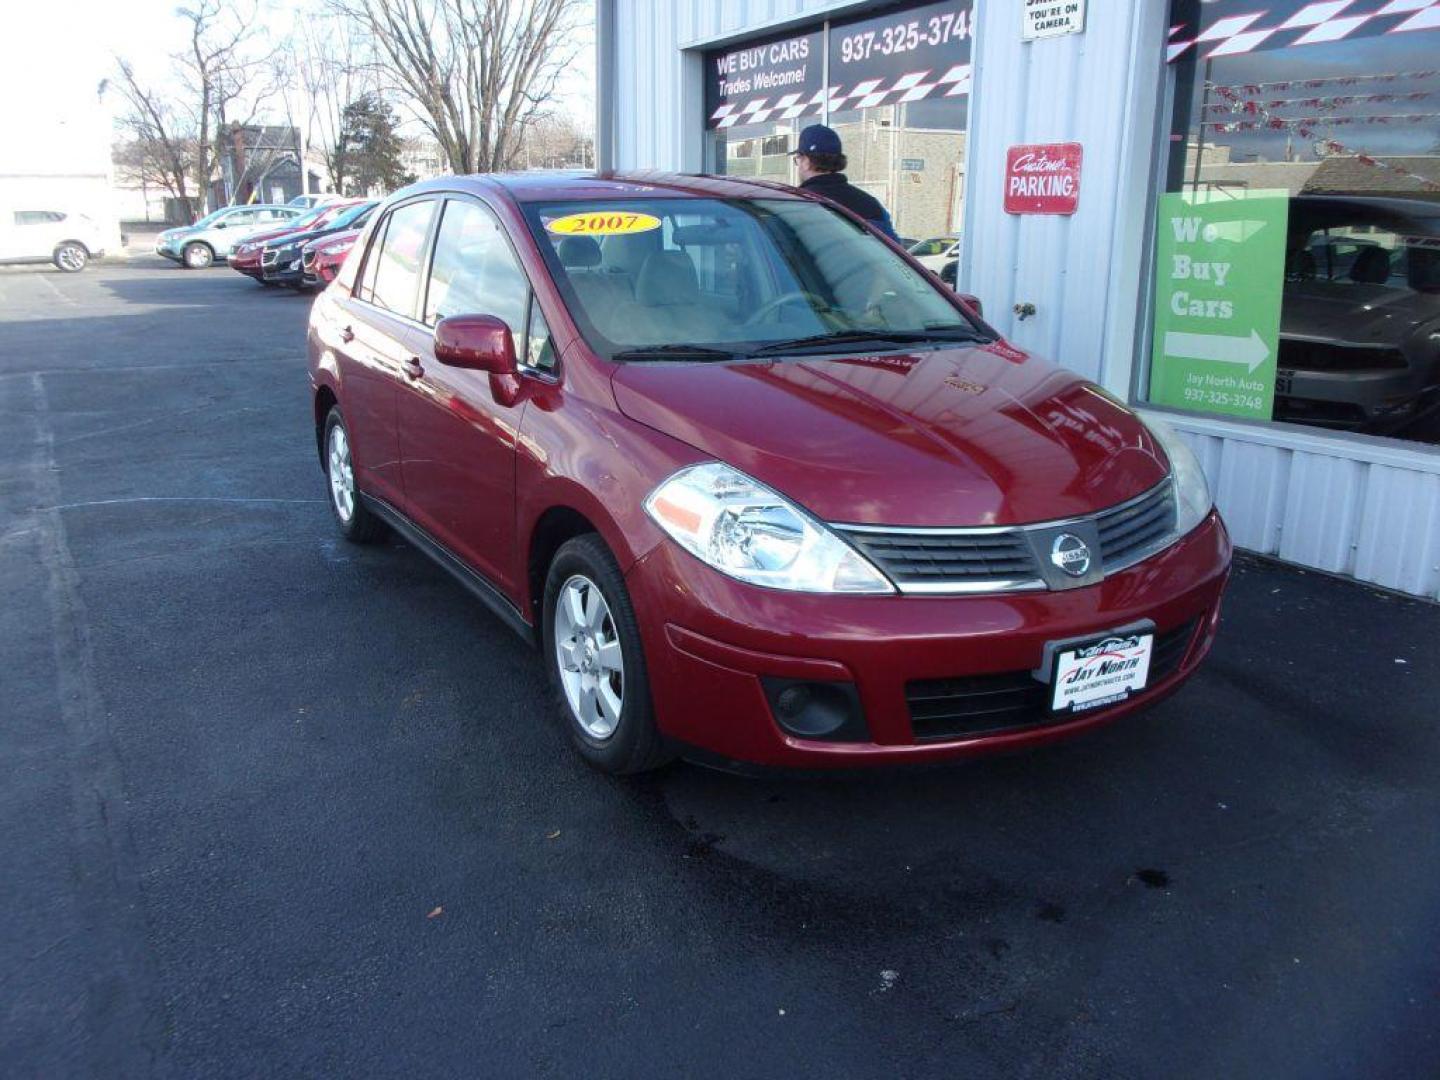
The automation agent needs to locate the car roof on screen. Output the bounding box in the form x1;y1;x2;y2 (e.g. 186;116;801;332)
398;170;809;205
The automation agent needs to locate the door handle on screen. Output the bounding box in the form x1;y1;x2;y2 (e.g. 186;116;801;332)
403;356;425;380
339;325;355;343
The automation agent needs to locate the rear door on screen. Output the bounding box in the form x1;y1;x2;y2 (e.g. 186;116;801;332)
335;197;439;507
395;196;540;595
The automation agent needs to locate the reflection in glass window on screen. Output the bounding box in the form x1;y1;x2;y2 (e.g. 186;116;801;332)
703;2;973;258
1157;6;1440;445
424;198;528;357
370;200;436;317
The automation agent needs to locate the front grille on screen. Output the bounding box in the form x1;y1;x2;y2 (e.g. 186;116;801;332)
1279;339;1407;372
1096;481;1176;571
836;479;1176;592
905;617;1200;742
261;249;278;266
840;529;1038;590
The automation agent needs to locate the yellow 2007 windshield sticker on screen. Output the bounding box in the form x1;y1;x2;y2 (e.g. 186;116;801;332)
546;210;661;236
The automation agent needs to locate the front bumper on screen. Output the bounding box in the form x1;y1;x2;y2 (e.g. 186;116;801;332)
625;511;1231;768
1276;365;1436;431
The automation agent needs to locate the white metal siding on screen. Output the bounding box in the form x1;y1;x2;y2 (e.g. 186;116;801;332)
1170;418;1440;601
605;0;1440;600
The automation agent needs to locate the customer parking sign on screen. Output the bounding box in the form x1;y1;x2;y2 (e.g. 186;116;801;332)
1148;190;1289;421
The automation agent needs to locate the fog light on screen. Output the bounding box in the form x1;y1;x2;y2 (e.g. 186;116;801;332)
762;678;869;742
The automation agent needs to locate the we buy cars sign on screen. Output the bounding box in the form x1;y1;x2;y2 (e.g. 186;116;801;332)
1004;143;1082;215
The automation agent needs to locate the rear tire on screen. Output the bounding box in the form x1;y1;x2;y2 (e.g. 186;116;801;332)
53;243;87;272
543;534;672;774
322;407;385;543
182;242;214;269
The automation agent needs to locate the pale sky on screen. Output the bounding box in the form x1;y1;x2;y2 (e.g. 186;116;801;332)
0;0;595;173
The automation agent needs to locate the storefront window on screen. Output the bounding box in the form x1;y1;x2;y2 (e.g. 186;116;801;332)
703;1;973;252
1148;0;1440;446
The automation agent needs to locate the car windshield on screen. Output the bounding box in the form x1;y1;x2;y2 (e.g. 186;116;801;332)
328;202;375;230
522;197;985;360
289;206;330;230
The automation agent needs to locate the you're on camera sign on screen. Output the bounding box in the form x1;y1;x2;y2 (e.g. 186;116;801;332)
1023;0;1086;40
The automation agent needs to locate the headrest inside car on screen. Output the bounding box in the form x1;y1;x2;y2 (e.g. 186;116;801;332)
635;251;699;307
556;236;602;268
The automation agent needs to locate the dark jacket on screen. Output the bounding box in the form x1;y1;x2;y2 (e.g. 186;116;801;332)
800;172;899;241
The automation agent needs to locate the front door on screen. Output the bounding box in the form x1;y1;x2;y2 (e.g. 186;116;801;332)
336;197;439;507
396;196;532;597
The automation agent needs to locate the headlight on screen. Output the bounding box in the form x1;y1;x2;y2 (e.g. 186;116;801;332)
1146;416;1212;536
644;463;893;593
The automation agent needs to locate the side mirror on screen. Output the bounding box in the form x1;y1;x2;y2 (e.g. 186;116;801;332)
957;292;983;318
434;314;517;375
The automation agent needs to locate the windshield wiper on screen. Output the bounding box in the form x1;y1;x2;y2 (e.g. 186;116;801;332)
611;344;740;362
751;326;985;356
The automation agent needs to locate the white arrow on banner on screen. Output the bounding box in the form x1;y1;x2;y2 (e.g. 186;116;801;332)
1163;329;1269;373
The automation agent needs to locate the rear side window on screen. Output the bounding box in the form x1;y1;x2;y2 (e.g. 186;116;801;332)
423;199;527;346
369;200;437;317
15;210;63;225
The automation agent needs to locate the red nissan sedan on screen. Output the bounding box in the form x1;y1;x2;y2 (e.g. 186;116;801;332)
307;172;1230;773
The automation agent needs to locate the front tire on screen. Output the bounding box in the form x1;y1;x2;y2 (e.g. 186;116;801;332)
53;243;88;272
182;242;214;269
543;535;672;774
322;407;384;543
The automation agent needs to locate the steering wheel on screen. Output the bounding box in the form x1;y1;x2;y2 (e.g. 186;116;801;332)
742;290;832;327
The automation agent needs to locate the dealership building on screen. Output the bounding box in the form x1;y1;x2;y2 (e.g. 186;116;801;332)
594;0;1440;600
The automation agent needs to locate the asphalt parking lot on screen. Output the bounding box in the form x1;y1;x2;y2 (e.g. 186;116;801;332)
3;255;1439;1079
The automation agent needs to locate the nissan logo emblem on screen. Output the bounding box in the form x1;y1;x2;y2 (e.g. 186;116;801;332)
1050;533;1092;577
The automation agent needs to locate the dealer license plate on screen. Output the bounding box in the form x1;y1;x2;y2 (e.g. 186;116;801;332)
1050;631;1153;713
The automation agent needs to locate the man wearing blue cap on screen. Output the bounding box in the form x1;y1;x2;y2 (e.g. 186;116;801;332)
791;123;899;242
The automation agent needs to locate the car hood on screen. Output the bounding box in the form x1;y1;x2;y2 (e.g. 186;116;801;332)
610;343;1168;527
242;224;307;246
1282;281;1440;344
304;227;361;253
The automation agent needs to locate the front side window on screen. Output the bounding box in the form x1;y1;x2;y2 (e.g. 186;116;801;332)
369;200;437;317
525;298;556;373
423;199;528;354
1146;2;1440;446
524;197;981;360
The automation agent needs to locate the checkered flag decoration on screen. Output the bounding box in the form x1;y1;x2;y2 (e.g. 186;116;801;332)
1168;0;1440;63
709;64;972;129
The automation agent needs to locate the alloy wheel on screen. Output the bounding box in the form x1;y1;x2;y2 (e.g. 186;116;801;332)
554;574;624;739
55;245;86;272
327;423;355;523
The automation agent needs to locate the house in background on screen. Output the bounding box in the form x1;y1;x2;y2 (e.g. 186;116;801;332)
216;125;324;207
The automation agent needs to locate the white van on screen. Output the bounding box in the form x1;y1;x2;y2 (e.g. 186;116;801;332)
0;209;108;272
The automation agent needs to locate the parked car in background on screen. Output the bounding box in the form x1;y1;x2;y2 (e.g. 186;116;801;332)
309;172;1230;774
1277;195;1440;435
156;204;303;268
0;209;107;272
263;201;377;289
908;234;960;271
229;201;367;285
301;226;364;288
289;193;346;210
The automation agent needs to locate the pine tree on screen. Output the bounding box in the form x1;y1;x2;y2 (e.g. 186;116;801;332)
332;93;416;196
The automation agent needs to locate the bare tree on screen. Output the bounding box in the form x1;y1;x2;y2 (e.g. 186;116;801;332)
114;1;276;218
334;0;583;174
276;12;379;195
172;0;277;210
112;59;199;221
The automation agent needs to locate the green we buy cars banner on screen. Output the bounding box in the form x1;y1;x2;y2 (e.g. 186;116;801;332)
1149;191;1289;421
